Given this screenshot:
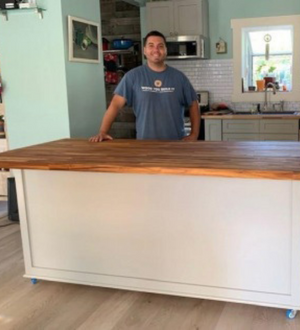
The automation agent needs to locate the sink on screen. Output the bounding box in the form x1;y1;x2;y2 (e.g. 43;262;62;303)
260;111;296;115
233;111;297;115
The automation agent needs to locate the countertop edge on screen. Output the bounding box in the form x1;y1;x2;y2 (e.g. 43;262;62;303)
1;162;299;181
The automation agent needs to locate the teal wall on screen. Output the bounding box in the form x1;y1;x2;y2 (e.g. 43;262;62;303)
0;0;69;149
0;0;106;149
142;0;300;60
61;0;106;138
208;0;300;59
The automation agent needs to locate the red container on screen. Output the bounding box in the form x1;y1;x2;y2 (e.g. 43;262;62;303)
102;38;109;51
264;77;275;85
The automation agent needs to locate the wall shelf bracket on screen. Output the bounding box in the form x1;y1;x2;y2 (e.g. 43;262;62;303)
1;10;7;21
0;7;45;21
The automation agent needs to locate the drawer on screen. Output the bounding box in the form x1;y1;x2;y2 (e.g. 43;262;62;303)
260;119;299;134
223;120;259;133
260;133;299;141
223;133;260;141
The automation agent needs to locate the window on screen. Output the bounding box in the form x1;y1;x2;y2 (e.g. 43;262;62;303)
231;16;300;102
245;27;293;89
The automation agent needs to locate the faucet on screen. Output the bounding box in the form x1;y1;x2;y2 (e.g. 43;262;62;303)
272;100;284;112
263;82;276;112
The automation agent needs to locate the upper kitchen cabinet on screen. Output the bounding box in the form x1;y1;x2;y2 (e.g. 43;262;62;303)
146;0;208;37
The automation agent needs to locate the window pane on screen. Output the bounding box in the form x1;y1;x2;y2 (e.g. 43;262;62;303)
249;29;292;55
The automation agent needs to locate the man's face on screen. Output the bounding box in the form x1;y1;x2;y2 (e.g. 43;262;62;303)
144;36;167;65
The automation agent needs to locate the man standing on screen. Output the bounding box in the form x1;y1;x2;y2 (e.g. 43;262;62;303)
90;30;200;142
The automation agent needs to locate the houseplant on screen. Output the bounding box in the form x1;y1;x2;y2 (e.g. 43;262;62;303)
256;63;277;85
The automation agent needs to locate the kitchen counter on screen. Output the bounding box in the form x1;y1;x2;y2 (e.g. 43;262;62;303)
202;112;300;119
2;138;300;316
203;114;300;142
1;138;300;180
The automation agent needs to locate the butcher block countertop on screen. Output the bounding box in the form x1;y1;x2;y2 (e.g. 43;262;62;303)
1;138;300;180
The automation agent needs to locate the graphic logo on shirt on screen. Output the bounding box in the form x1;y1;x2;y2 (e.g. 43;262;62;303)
141;86;175;93
154;80;162;88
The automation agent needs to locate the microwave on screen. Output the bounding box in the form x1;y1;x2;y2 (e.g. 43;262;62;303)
166;35;209;60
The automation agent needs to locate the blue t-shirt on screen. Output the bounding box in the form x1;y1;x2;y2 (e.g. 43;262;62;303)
114;64;197;140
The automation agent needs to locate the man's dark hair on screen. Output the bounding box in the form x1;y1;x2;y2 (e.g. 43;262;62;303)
144;30;167;46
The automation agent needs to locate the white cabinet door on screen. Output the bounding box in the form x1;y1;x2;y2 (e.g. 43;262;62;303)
174;0;207;36
146;2;174;37
204;119;222;141
146;0;207;37
0;139;7;153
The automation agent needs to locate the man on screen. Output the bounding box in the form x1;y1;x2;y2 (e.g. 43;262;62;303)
90;30;200;142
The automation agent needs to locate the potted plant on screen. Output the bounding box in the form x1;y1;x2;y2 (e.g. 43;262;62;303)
256;62;277;85
264;65;277;85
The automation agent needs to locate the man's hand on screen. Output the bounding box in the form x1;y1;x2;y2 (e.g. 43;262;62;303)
89;95;126;143
182;133;198;141
186;100;200;141
89;132;113;142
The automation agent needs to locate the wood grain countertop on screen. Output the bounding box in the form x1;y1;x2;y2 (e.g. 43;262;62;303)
1;138;300;180
202;113;300;119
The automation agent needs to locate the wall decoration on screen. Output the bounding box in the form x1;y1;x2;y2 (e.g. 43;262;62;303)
68;16;100;63
216;38;227;54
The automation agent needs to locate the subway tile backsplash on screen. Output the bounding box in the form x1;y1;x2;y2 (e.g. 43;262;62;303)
167;59;300;111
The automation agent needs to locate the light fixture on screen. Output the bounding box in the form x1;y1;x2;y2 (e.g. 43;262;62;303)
264;34;272;60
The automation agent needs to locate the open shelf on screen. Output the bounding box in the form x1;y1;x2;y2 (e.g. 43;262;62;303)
103;49;135;55
0;7;45;21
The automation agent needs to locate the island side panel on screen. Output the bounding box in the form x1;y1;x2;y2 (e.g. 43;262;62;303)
15;169;300;309
14;170;34;276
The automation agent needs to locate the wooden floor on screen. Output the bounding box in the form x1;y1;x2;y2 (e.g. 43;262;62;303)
1;219;300;330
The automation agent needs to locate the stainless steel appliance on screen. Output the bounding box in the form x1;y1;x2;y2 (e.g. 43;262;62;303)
0;0;19;9
184;91;209;139
197;91;209;111
166;35;209;60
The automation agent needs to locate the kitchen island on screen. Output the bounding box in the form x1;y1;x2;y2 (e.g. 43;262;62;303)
1;139;300;318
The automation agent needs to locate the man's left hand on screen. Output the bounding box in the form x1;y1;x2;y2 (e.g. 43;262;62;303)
182;134;198;141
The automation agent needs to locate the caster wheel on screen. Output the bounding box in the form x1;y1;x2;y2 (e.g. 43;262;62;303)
31;278;38;285
286;309;297;319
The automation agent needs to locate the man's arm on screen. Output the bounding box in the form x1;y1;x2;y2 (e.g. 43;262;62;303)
183;100;200;141
89;94;127;142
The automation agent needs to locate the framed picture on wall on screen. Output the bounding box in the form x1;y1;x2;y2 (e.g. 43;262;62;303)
68;16;100;63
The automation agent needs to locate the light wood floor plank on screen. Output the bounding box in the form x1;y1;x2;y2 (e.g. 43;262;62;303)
0;225;300;329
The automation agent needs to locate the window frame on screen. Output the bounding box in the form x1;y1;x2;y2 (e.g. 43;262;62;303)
231;15;300;102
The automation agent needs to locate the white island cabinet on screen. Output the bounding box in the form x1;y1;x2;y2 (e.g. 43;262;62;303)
0;139;300;318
